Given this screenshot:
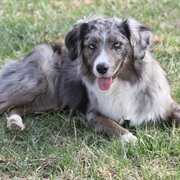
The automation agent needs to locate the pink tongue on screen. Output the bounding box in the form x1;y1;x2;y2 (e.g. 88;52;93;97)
97;77;113;91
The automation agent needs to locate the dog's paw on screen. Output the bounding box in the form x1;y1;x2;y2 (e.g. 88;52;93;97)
122;133;137;145
7;114;25;131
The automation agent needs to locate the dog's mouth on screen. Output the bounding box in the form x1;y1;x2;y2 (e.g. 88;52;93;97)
97;70;120;91
97;63;122;91
97;77;113;91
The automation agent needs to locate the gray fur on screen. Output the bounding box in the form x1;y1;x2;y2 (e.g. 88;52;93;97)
0;15;179;140
0;44;88;115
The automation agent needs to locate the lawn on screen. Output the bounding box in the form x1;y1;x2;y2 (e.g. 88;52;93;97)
0;0;180;179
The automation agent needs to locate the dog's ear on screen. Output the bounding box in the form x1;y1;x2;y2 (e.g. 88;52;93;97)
65;23;89;61
120;18;152;61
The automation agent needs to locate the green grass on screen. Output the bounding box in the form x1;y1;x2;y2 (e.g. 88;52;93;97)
0;0;180;179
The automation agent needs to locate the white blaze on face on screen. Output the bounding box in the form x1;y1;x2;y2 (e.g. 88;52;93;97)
93;49;109;76
93;49;113;91
92;32;114;91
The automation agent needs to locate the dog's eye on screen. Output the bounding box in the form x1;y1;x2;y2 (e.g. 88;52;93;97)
113;42;121;49
88;44;96;50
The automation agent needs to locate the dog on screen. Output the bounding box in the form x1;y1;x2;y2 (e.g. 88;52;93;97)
0;15;179;144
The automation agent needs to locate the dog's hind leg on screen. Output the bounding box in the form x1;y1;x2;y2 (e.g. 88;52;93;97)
7;107;25;130
0;88;46;131
6;104;36;131
0;101;25;130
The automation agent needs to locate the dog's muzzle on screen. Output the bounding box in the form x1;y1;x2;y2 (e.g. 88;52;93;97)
95;63;113;91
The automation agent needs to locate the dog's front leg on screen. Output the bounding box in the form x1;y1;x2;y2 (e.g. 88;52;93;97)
86;109;137;144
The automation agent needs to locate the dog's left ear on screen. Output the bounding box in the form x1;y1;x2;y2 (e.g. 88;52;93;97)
120;18;152;61
65;23;89;61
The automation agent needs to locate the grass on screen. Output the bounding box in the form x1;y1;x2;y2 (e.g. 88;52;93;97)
0;0;180;179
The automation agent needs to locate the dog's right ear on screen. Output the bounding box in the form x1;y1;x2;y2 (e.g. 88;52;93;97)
65;23;89;61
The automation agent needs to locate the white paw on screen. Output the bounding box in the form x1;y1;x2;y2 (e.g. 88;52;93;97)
122;133;137;145
7;114;25;131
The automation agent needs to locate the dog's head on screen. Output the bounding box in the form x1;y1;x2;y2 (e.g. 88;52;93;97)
65;15;152;90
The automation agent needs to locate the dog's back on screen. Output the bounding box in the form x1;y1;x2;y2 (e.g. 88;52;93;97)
0;43;88;130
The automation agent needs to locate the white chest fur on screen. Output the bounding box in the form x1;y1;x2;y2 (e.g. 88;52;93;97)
85;78;169;126
89;79;139;124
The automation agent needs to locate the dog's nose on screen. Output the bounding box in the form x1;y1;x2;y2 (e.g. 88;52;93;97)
96;63;109;75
